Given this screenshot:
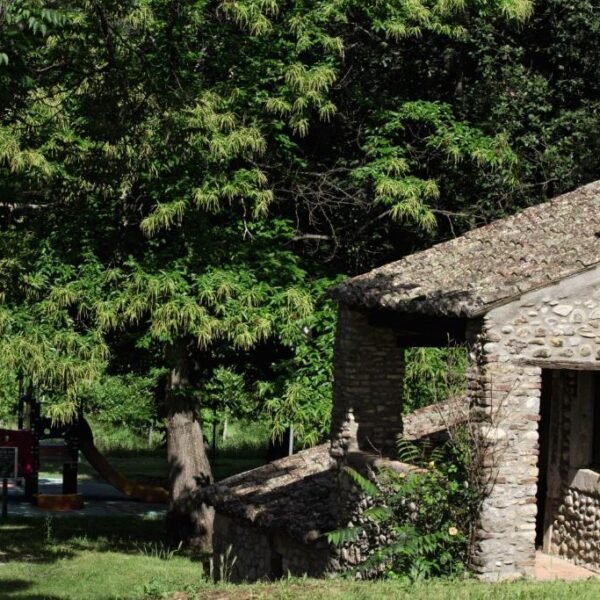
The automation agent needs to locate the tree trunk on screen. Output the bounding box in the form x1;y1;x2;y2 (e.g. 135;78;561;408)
165;343;214;551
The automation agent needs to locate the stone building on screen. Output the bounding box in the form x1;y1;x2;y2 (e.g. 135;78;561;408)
331;180;600;579
199;180;600;581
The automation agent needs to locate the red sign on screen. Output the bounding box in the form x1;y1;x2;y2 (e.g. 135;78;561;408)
0;430;34;476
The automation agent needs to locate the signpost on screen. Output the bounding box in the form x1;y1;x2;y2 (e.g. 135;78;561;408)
0;447;17;517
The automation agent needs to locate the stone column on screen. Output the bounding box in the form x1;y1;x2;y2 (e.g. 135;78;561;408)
469;320;541;580
330;305;405;459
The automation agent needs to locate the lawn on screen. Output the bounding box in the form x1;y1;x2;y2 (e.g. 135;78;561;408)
1;516;600;600
197;579;600;600
0;516;203;600
40;449;266;488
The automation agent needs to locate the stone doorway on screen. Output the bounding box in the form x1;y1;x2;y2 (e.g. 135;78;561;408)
535;370;553;548
536;369;600;571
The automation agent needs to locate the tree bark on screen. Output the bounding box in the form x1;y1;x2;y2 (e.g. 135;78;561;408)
165;343;214;550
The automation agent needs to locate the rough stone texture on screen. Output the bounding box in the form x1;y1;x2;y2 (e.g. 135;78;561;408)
471;267;600;580
331;306;405;458
468;323;541;581
197;444;335;543
486;267;600;367
208;450;424;582
212;513;333;582
402;397;467;441
549;487;600;572
332;180;600;317
544;371;600;572
198;444;338;582
327;183;600;581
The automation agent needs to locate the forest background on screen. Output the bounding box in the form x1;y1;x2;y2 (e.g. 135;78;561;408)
0;0;598;544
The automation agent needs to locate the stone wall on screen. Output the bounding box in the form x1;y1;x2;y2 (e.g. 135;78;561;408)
212;513;273;581
471;268;600;580
545;371;600;571
468;347;541;580
549;484;600;570
331;306;405;458
485;266;600;367
328;267;600;581
212;513;333;582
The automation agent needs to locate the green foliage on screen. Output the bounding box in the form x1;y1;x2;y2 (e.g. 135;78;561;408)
134;541;182;561
328;438;480;581
342;465;380;497
403;347;468;413
261;277;340;446
0;0;595;465
353;101;519;230
209;419;270;459
0;368;18;426
87;421;164;453
82;374;159;433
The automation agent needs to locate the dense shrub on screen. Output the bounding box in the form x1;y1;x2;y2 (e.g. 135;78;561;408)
0;369;17;427
330;435;481;581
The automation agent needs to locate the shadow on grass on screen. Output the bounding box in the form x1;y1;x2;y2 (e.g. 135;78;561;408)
0;579;63;600
0;515;173;565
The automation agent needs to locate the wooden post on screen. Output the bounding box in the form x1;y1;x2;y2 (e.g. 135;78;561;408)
287;425;294;456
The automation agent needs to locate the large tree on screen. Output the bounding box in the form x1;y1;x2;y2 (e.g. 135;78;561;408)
5;0;583;549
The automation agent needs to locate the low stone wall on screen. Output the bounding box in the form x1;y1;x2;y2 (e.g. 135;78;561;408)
212;513;333;582
549;484;600;571
332;451;428;575
212;513;273;581
402;397;467;441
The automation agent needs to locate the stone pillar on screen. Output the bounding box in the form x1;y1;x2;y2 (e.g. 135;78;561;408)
469;321;541;580
330;305;405;458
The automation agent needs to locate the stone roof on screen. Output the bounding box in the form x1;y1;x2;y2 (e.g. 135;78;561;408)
332;181;600;317
196;444;336;543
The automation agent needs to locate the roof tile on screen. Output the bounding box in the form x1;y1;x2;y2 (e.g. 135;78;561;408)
332;180;600;316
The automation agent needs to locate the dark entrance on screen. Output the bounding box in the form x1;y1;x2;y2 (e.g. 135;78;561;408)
535;369;553;548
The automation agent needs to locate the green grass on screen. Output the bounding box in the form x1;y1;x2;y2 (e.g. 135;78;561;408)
2;517;600;599
36;418;270;486
0;516;203;600
40;447;266;487
192;579;600;599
